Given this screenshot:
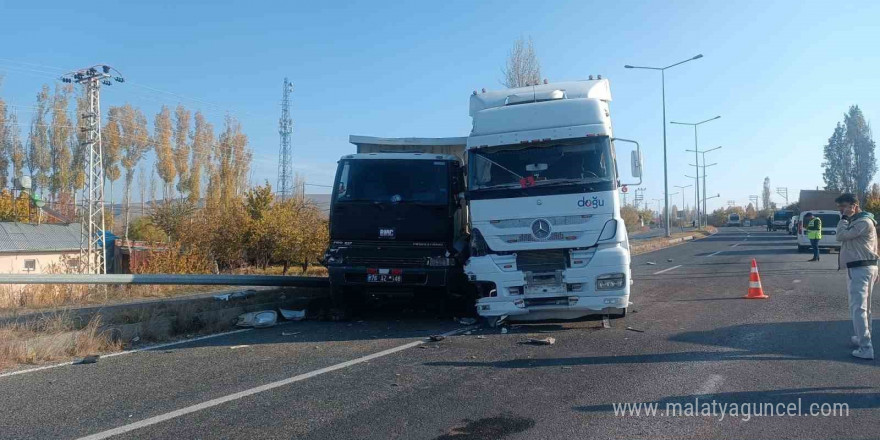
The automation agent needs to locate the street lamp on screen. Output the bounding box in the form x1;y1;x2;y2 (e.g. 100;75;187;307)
673;116;721;227
625;53;704;238
674;184;693;229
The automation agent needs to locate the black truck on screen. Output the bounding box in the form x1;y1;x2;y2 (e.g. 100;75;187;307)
323;141;469;315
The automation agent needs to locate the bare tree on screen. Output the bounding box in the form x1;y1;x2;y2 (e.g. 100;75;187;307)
501;36;542;88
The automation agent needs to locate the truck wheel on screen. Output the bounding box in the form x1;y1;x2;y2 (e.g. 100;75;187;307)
329;285;361;321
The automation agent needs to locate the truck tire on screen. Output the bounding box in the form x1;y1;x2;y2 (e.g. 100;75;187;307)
329;285;363;321
609;308;627;319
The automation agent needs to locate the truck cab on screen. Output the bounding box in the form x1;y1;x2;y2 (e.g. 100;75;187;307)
324;140;469;313
463;79;642;322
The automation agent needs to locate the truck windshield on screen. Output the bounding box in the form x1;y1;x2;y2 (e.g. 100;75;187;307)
469;137;614;192
334;159;449;205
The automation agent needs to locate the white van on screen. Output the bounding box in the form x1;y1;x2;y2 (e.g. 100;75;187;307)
797;210;842;252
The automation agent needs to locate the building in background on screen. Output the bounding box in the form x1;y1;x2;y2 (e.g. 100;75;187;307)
0;223;83;274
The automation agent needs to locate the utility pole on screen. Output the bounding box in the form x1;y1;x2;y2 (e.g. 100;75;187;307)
62;65;123;275
674;116;721;228
776;187;789;207
634;187;646;211
625;54;704;238
277;78;294;201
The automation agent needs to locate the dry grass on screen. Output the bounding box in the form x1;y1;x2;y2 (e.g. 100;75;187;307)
0;314;122;370
0;284;235;314
631;226;717;255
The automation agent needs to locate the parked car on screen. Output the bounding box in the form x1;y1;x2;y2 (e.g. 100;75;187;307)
797;211;842;252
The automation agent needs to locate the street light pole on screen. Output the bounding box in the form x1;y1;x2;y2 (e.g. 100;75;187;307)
625;54;704;238
674;184;693;229
674;117;721;228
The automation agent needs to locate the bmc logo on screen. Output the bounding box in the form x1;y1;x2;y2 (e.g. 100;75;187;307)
578;196;605;209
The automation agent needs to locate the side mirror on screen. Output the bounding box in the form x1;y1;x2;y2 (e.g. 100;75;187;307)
630;150;643;178
612;137;642;185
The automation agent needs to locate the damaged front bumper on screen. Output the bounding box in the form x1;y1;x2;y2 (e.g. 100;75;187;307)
465;245;630;320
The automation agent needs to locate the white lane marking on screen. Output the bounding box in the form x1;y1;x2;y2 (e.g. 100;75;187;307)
229;345;250;350
731;243;740;247
653;265;682;275
793;280;801;284
707;251;723;257
76;326;474;440
0;328;253;379
696;374;724;395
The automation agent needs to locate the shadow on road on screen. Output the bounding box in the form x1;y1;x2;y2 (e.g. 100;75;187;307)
574;386;880;413
424;320;878;369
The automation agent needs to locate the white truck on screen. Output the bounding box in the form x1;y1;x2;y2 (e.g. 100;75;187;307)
463;79;642;322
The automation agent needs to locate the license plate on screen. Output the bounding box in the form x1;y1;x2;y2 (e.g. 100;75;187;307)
367;274;402;283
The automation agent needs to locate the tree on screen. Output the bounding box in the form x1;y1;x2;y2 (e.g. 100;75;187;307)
119;105;151;241
8;110;24;181
102;106;123;203
845;105;877;201
501;36;542;88
762;177;771;211
188;111;211;204
0;95;9;188
745;203;757;219
822;122;850;191
153;106;175;199
864;183;880;218
49;83;74;200
71;90;89;193
207;116;251;209
150;198;196;242
173;105;191;196
27;85;51;194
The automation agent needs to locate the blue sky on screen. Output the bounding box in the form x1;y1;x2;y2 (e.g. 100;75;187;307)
1;0;878;212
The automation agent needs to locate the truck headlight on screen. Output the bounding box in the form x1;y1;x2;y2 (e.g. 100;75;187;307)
596;273;626;290
427;257;455;267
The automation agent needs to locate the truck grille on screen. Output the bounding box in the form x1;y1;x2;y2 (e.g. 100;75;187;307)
347;256;426;267
516;249;567;273
491;215;592;229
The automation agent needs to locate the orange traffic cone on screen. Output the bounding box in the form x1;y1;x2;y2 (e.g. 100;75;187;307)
745;258;769;299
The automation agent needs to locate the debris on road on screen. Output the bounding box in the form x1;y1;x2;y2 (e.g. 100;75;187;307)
281;332;301;336
458;317;477;325
230;345;250;350
646;262;657;265
602;315;611;329
74;355;99;365
501;327;509;334
235;310;278;328
476;335;486;339
214;290;257;301
429;335;446;342
526;337;556;346
626;327;645;333
667;258;674;262
279;309;306;321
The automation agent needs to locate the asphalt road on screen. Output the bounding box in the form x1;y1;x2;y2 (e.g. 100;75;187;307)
630;226;696;241
1;227;877;440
